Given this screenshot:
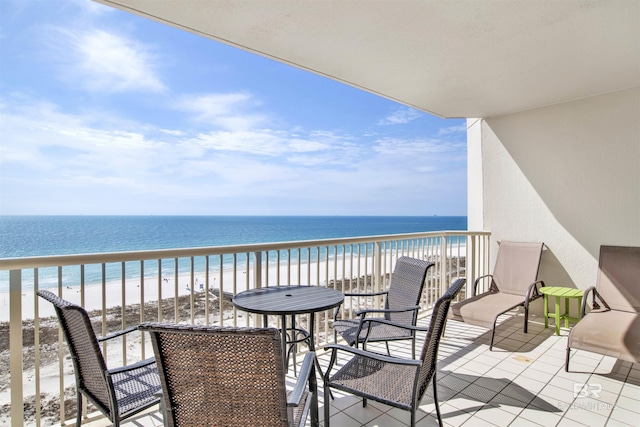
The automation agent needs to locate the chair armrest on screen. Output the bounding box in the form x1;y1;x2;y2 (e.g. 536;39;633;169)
97;325;139;342
354;305;420;317
323;344;419;384
288;352;316;408
333;303;343;321
473;275;493;296
343;291;389;298
334;291;391;320
524;280;545;308
360;317;430;333
581;286;596;317
581;286;609;315
324;344;421;367
105;356;156;375
348;306;421;347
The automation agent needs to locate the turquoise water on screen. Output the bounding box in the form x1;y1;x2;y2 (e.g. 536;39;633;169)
0;216;467;291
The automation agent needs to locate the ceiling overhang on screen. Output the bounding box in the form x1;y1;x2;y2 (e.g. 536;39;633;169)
94;0;640;118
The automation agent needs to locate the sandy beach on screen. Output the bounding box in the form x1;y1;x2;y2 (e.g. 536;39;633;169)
0;252;416;322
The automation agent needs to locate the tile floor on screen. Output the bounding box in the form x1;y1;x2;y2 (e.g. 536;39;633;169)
88;314;640;427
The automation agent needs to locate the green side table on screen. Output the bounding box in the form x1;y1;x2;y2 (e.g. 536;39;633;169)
540;286;584;335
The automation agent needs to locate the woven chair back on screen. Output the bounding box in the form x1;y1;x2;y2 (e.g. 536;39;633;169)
385;257;433;325
144;324;290;427
36;290;113;418
491;241;543;295
416;278;466;401
597;245;640;313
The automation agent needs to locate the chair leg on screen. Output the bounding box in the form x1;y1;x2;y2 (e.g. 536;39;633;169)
523;306;529;333
565;347;571;372
489;326;496;351
158;393;169;427
292;348;297;376
286;343;297;376
323;384;331;427
290;317;298;376
385;341;391;356
489;313;502;351
411;336;416;359
362;397;367;407
76;391;82;427
432;372;443;427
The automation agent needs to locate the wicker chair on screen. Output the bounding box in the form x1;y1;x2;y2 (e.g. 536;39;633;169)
140;323;319;427
37;290;161;426
209;287;311;375
323;278;466;427
332;256;434;358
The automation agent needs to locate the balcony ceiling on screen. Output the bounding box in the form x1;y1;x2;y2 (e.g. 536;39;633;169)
95;0;639;118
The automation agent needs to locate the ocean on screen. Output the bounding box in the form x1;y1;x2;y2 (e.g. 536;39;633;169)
0;216;467;292
0;216;467;258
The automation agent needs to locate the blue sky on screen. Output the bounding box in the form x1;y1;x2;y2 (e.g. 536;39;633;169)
0;0;467;216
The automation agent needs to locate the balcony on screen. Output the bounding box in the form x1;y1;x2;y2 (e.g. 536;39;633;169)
2;231;639;426
61;317;640;427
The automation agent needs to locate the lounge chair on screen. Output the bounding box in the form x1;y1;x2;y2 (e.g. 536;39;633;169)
448;241;544;350
323;278;466;427
566;245;640;371
140;323;319;427
332;256;434;358
37;290;161;427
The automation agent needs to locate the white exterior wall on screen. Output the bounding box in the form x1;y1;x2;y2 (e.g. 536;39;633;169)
467;87;640;314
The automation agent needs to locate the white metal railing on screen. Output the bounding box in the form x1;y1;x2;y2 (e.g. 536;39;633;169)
0;230;490;426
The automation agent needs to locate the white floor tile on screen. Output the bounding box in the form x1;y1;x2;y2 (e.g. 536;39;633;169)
83;318;638;427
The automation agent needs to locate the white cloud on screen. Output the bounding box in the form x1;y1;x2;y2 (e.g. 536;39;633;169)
373;137;465;156
288;139;329;152
285;153;342;167
0;96;173;183
187;129;287;156
183;128;352;160
67;0;114;16
0;95;466;215
378;107;422;125
160;129;185;136
176;93;251;119
437;124;467;136
173;93;266;130
52;28;166;93
0;0;467;215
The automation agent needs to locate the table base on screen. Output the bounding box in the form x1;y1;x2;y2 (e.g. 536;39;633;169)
542;287;584;335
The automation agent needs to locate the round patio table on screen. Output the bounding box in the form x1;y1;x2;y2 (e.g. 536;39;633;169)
232;285;344;373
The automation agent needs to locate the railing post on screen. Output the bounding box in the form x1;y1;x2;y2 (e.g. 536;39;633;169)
254;251;263;327
9;269;24;427
469;234;476;297
254;251;263;289
374;242;382;308
440;236;447;295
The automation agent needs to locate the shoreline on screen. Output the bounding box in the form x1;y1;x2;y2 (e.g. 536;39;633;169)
1;248;467;322
1;254;386;322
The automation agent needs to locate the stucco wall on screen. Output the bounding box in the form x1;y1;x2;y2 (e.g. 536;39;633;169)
467;87;640;314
